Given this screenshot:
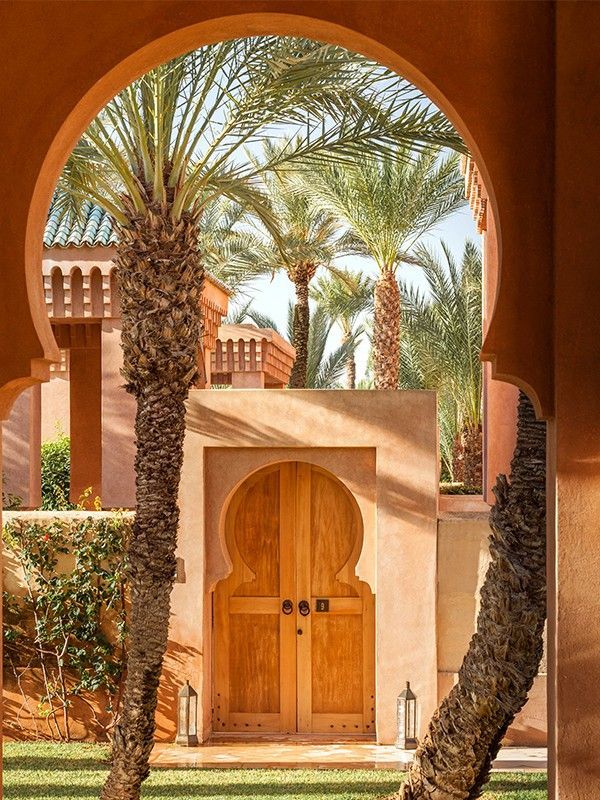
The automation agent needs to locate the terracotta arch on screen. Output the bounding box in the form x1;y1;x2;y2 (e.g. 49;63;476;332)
7;7;552;420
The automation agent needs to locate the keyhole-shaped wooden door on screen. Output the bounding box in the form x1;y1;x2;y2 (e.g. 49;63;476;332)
214;462;375;736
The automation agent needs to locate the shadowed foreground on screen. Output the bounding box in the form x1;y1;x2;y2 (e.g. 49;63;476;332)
4;743;546;800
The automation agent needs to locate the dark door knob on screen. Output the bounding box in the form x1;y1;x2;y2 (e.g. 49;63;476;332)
282;599;293;615
298;600;311;616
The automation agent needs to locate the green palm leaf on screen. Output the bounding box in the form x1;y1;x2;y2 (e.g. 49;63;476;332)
400;240;482;480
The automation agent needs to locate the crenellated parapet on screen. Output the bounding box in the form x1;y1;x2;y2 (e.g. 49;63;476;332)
42;247;229;348
211;324;296;388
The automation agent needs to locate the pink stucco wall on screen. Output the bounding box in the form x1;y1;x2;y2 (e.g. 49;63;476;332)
166;389;439;744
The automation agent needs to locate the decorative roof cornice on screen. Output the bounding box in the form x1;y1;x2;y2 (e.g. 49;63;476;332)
211;324;296;387
460;155;488;235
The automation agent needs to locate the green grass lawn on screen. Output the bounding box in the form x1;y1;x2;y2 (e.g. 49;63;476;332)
3;743;547;800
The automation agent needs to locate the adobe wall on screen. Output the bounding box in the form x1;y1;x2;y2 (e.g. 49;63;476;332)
554;6;600;793
100;320;136;508
2;507;547;746
482;206;519;503
2;388;41;508
172;389;439;745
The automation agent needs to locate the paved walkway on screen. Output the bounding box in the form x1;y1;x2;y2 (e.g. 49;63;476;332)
150;742;547;771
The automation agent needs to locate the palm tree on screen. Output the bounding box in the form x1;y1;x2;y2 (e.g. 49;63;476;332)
304;304;362;388
311;270;373;388
54;37;463;799
265;165;341;388
221;142;343;387
239;302;360;389
302;149;466;389
198;171;347;387
400;241;482;488
400;391;546;800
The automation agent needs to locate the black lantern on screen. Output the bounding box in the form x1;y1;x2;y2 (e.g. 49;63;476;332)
176;680;198;746
396;681;417;750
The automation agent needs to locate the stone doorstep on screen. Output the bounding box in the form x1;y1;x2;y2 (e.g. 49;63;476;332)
150;743;547;772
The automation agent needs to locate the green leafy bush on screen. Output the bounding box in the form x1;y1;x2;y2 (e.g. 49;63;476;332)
40;433;74;510
3;514;130;741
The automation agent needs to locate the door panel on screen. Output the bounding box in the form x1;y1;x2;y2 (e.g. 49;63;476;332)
214;462;374;735
229;614;279;713
310;467;357;598
232;469;279;597
312;614;363;714
297;463;375;734
214;465;296;733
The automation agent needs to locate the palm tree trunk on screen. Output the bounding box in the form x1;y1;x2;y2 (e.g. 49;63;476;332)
462;424;483;492
451;432;465;484
373;269;401;390
346;353;356;389
400;392;546;800
289;265;310;388
102;205;203;800
343;328;356;389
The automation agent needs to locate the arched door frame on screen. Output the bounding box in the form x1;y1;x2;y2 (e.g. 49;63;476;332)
213;460;374;736
212;459;369;594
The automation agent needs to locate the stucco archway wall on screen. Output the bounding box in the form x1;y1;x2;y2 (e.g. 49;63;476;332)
0;1;554;420
10;0;598;792
166;389;438;744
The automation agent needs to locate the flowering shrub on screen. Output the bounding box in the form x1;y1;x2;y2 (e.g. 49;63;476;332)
3;513;130;741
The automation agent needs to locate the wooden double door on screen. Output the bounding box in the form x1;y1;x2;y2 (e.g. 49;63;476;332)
214;462;375;735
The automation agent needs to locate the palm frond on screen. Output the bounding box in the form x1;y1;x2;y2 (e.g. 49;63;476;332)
57;35;467;232
400;240;483;473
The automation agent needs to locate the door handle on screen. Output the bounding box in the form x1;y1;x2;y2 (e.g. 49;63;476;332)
298;600;311;616
282;599;293;615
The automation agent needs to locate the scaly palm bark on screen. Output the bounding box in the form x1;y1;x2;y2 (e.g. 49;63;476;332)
289;263;314;388
374;270;401;389
101;206;203;800
451;425;482;490
343;329;357;389
451;433;465;485
400;391;546;800
462;424;483;492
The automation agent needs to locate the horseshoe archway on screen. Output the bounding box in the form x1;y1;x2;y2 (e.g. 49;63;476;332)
213;461;375;736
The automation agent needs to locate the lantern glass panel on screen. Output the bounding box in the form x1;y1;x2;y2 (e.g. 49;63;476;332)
396;682;417;749
406;697;416;737
178;696;188;735
188;695;197;736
